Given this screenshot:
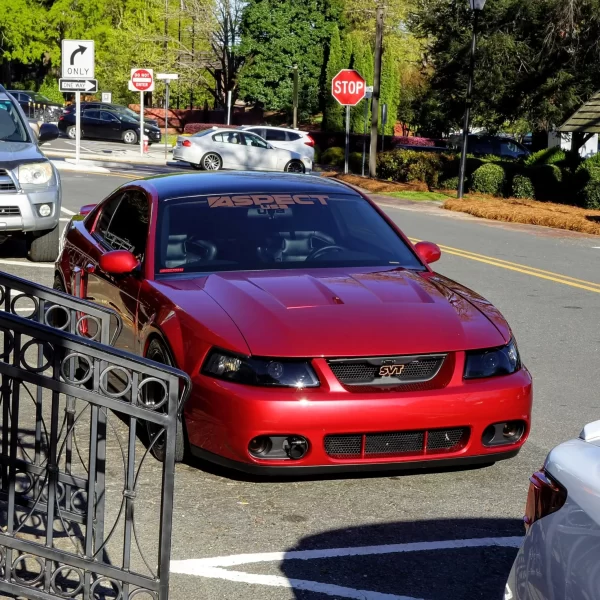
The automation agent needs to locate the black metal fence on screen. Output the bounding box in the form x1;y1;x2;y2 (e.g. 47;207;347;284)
0;274;191;600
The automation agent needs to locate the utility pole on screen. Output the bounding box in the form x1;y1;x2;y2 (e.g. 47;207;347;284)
292;64;299;128
369;2;384;178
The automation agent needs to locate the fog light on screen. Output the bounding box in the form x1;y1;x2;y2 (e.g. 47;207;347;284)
482;421;526;447
283;436;308;460
38;204;51;217
248;436;272;457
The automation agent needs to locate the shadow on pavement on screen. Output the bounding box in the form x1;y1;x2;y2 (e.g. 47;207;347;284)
278;518;522;600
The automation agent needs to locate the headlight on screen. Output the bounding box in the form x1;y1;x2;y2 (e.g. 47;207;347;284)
202;349;320;388
18;162;53;185
464;339;521;379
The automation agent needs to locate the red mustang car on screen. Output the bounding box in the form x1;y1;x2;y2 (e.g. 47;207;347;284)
56;172;532;474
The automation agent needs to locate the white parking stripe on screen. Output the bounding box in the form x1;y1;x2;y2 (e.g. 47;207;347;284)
0;260;54;269
61;207;76;216
171;536;523;599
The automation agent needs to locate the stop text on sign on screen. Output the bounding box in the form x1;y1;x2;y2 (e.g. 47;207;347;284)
331;69;367;106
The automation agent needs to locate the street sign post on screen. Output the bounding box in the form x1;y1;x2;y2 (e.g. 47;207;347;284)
129;69;155;157
59;79;97;93
61;40;95;165
157;73;178;161
332;69;367;174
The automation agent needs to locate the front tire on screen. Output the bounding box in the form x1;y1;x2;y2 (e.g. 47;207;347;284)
201;153;222;171
123;130;138;145
27;226;59;262
285;160;305;174
66;126;77;140
144;338;186;463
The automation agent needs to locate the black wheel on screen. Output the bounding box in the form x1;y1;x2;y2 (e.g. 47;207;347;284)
123;130;138;145
285;160;305;174
66;126;77;140
27;226;59;262
201;153;222;171
144;338;186;463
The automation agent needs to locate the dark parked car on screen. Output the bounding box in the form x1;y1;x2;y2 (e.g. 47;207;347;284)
58;109;161;145
63;102;159;128
449;134;530;160
6;90;63;123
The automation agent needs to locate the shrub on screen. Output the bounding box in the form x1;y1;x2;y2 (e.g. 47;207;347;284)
321;146;345;166
470;163;506;196
524;147;567;167
528;164;564;200
575;155;600;208
349;151;365;173
183;122;238;135
439;176;459;191
377;149;445;188
511;174;535;199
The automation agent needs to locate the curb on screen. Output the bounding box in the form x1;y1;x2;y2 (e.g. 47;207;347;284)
52;159;109;174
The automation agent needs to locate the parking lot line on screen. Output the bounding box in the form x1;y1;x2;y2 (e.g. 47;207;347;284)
61;207;75;216
409;237;600;293
171;536;523;600
0;260;54;269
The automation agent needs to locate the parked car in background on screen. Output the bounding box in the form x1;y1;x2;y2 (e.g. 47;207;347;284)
6;90;63;123
240;126;315;161
505;420;600;599
448;134;530;159
173;127;311;172
63;102;159;128
0;84;61;262
58;109;161;145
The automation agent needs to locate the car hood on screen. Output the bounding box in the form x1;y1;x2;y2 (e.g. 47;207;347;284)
159;268;508;357
0;142;46;170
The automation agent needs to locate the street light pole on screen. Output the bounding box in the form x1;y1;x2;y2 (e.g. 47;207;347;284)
369;2;384;178
457;0;486;199
292;64;299;128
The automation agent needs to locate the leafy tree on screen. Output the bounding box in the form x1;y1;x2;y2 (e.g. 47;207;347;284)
323;24;346;131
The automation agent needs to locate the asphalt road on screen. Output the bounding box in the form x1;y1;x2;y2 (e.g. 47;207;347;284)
3;169;600;600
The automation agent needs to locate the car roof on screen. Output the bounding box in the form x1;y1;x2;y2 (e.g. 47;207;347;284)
243;125;307;134
133;172;359;200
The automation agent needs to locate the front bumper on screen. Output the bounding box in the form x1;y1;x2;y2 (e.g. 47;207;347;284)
0;188;60;233
184;356;533;473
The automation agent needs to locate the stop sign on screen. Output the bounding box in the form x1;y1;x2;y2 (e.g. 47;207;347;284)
130;68;154;92
331;69;366;106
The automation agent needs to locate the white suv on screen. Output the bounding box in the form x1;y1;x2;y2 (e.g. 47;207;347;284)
240;126;315;161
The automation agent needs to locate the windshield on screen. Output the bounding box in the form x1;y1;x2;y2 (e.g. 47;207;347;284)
155;193;423;275
31;93;53;103
0;98;30;143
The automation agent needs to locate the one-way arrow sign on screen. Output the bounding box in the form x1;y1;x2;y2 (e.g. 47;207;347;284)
59;79;98;93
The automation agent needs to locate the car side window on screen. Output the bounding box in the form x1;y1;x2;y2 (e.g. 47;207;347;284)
213;132;242;144
247;128;265;138
95;191;150;259
84;110;101;119
101;111;119;122
243;133;268;148
286;132;301;141
21;94;32;103
265;129;286;142
500;140;524;158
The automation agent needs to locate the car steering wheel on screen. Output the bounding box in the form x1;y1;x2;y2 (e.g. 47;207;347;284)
307;245;346;261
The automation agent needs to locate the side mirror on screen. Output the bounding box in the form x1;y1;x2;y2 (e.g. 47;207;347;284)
38;123;60;145
79;204;96;216
415;241;441;265
99;250;140;275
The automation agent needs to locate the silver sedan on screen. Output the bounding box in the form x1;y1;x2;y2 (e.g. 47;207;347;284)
173;128;312;173
505;420;600;599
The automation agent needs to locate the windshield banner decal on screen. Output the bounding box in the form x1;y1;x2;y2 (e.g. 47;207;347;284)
207;195;329;208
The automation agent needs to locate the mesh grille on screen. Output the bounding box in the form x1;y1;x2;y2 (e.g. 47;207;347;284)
0;206;20;215
365;431;424;456
328;355;444;385
427;428;467;451
324;435;361;458
324;427;469;459
0;170;16;193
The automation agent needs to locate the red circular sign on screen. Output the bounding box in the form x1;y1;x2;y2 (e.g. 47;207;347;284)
331;69;367;106
131;69;153;91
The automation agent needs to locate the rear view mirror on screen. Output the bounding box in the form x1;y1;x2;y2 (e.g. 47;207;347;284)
414;241;441;265
99;250;140;275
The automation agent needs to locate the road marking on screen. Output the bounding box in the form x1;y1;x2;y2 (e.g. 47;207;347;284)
60;218;70;222
171;536;523;600
0;260;54;269
410;238;600;293
61;207;75;216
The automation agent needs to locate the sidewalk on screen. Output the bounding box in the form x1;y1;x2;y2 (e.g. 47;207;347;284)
45;149;169;167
